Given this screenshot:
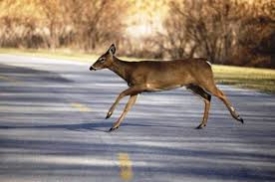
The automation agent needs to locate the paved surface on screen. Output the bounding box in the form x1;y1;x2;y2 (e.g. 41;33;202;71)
0;54;275;182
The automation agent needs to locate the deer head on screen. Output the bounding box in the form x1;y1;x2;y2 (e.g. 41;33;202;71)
89;44;116;71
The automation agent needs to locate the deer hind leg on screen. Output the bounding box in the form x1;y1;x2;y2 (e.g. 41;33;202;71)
203;84;244;124
187;85;211;129
109;94;138;132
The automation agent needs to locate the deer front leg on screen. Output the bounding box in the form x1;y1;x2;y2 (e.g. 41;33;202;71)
105;86;145;132
105;86;144;119
105;93;125;119
109;94;138;132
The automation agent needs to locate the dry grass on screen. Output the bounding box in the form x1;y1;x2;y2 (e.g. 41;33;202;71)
213;65;275;94
0;48;97;62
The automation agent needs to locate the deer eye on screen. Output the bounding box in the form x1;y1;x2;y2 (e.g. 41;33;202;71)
99;57;106;63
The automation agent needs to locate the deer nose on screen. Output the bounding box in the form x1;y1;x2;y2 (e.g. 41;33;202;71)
89;66;96;71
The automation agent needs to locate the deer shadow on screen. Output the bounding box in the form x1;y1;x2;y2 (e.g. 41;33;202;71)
0;122;109;132
0;121;156;132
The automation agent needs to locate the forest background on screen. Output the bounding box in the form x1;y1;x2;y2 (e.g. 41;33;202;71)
0;0;274;68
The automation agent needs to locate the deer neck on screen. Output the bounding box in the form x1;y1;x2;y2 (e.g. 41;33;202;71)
109;57;131;81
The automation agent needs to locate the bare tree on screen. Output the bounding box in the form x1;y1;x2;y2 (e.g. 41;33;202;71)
0;0;130;51
163;0;245;63
235;0;275;67
158;2;195;60
163;0;274;67
65;0;130;51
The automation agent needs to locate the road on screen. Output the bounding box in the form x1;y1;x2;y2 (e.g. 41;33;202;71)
0;54;275;182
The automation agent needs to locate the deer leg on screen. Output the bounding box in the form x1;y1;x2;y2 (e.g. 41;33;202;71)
188;85;211;129
109;94;138;132
205;86;244;124
106;96;122;119
105;85;145;131
217;91;244;123
106;86;144;119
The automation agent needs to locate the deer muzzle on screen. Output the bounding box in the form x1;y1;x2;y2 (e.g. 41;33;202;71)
89;66;96;71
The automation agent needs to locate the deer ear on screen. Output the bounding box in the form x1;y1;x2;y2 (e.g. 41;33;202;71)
108;44;116;55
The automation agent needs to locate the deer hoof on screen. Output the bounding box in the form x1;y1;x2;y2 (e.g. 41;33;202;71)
108;126;119;132
105;112;113;119
238;116;244;124
196;124;206;129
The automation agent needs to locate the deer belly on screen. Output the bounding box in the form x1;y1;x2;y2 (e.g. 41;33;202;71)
144;73;191;92
145;83;182;92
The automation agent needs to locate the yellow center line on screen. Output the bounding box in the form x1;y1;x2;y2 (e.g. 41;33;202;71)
0;75;20;83
71;103;91;112
118;153;133;181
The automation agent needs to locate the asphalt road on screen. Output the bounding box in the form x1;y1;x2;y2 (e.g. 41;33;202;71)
0;54;275;182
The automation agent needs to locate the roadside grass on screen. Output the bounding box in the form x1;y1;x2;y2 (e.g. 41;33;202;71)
213;65;275;94
0;48;98;62
1;48;275;94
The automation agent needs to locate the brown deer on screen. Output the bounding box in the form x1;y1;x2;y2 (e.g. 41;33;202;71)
90;44;244;131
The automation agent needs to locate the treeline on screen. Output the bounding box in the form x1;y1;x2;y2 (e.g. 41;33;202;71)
160;0;275;68
0;0;274;68
0;0;129;51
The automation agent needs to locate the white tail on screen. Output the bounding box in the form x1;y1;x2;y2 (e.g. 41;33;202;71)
90;44;244;131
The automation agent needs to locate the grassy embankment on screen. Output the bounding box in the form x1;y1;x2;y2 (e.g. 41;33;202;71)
212;65;275;94
1;48;274;94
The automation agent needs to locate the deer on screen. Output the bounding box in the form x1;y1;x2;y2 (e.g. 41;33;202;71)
89;44;244;132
